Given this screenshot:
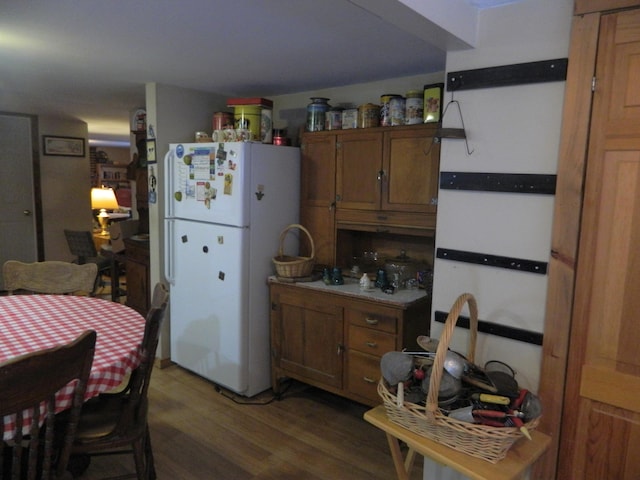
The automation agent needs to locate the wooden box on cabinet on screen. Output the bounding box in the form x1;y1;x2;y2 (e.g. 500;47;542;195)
124;238;150;315
269;279;430;406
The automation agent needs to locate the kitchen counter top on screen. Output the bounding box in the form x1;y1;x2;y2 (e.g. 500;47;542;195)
268;276;428;308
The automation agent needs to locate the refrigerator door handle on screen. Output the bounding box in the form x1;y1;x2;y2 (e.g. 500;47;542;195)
164;150;175;218
164;219;176;285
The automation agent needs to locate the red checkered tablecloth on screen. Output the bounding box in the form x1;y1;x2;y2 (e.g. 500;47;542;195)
1;294;146;441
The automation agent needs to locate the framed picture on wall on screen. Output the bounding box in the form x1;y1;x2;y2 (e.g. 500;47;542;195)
423;83;444;123
42;135;86;157
146;139;156;164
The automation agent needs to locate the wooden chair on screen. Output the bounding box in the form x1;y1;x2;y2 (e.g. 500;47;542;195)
71;283;169;480
0;330;97;480
2;260;98;295
63;230;111;291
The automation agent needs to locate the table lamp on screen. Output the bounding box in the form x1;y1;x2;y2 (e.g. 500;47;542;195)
91;187;119;235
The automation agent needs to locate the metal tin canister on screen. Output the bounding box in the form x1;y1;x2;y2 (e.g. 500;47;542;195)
380;94;401;126
306;97;331;132
233;105;261;140
389;97;406;126
342;109;358;129
325;108;343;130
358;103;380;129
213;111;234;131
260;109;273;143
405;90;424;125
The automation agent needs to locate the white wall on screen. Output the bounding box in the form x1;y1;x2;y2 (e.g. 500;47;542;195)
38;116;93;261
425;1;573;479
146;82;228;360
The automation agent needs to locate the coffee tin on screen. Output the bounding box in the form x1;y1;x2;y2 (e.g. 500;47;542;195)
325;108;343;130
260;108;273;143
405;90;424;125
389;97;406;126
213;111;234;131
380;94;401;126
358;103;380;129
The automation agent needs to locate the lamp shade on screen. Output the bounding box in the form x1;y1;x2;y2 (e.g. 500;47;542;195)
91;187;119;210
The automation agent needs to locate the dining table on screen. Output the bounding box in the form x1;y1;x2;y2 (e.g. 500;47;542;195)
0;294;146;441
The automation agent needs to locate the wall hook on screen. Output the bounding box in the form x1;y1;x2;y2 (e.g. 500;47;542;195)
435;99;474;155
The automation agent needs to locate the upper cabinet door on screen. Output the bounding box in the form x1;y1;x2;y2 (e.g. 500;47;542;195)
301;133;336;209
382;126;440;214
336;131;383;211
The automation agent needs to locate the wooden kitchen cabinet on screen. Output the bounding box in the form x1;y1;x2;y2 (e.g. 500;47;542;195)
124;237;150;315
270;279;430;406
336;124;440;217
300;124;440;268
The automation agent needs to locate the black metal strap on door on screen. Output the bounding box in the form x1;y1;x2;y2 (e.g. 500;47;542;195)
447;58;568;91
434;310;543;346
436;248;548;275
440;172;556;195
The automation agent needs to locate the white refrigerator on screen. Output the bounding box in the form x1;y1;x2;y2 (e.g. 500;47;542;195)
164;141;300;396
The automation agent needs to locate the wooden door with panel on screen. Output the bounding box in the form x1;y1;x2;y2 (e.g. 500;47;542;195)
558;8;640;478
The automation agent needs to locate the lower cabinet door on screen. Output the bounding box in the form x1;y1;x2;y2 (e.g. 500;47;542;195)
278;291;344;389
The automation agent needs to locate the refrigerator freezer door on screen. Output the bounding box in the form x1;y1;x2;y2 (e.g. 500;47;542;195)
168;219;251;394
166;142;249;226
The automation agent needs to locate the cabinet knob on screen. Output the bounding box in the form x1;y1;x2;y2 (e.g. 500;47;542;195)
337;344;345;355
365;318;379;325
365;341;378;348
363;376;377;384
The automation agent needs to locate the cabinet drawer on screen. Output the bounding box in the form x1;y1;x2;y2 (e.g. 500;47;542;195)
349;324;395;355
347;350;382;405
345;306;398;333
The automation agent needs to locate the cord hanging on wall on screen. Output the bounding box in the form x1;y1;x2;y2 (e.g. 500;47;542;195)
434;94;473;155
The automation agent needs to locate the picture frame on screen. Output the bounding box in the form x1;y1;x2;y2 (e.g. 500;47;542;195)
423;83;444;123
146;139;157;165
42;135;86;157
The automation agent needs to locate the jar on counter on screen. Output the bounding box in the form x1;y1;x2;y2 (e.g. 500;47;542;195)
405;90;424;125
306;97;331;132
358;103;380;129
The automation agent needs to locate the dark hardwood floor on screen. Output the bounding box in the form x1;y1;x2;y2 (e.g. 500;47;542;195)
77;364;423;479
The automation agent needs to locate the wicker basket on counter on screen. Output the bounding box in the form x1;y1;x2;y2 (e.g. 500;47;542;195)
272;224;315;278
378;293;539;463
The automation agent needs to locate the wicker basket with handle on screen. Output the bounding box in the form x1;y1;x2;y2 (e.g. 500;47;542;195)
272;224;315;278
378;293;539;463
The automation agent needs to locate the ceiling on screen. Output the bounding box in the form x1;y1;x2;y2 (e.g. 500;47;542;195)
0;0;519;146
